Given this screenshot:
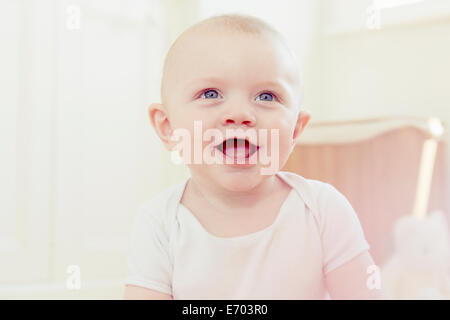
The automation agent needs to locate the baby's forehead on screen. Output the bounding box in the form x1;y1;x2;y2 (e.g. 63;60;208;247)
170;21;291;63
161;17;301;103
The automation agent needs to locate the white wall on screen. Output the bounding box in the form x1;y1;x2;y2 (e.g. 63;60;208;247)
0;0;174;299
315;0;450;124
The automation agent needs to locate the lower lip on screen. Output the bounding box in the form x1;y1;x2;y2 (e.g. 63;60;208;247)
215;146;260;167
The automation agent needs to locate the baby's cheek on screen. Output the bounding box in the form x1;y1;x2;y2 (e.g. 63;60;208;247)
279;137;293;156
267;129;291;154
278;127;296;153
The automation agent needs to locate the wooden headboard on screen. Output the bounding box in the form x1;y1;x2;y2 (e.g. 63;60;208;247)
282;117;449;265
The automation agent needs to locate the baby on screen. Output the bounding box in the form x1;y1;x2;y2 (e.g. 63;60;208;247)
124;14;385;300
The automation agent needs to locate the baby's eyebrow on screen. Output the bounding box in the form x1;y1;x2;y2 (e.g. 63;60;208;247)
252;80;288;91
185;77;226;91
186;77;289;93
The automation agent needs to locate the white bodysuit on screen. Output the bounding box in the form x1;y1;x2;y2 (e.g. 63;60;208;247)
125;171;370;299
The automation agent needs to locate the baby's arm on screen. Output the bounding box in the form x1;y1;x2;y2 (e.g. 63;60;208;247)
317;182;389;299
125;204;174;300
124;285;173;300
325;250;388;299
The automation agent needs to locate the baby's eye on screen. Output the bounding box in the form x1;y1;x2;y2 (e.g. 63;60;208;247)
200;89;220;99
256;92;275;102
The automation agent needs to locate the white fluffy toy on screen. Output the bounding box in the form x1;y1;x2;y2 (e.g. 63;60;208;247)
381;210;450;299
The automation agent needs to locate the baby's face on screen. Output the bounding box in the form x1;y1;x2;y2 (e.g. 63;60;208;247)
158;27;309;191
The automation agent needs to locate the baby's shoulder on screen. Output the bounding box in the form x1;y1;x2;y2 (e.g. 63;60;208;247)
278;171;331;200
278;171;343;216
137;180;186;225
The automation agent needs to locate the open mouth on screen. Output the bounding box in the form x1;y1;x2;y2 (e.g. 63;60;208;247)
215;138;260;159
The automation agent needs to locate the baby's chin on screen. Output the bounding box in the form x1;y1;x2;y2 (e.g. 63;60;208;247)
193;164;273;193
218;170;266;192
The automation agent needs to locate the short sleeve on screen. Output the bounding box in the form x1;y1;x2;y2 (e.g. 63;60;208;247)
318;183;370;275
125;206;172;295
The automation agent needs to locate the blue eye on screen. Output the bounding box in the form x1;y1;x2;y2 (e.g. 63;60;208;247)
200;89;220;99
256;92;275;101
199;89;277;102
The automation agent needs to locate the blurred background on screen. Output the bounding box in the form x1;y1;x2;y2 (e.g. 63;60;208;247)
1;0;449;299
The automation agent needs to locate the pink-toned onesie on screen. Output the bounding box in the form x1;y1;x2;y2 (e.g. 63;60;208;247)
125;171;370;299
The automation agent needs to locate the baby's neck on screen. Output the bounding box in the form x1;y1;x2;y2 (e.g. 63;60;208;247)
183;173;282;214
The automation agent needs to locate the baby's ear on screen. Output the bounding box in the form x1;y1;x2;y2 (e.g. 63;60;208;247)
292;108;311;141
148;103;173;149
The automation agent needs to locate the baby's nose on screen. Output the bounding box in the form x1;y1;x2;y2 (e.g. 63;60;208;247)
220;107;256;127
